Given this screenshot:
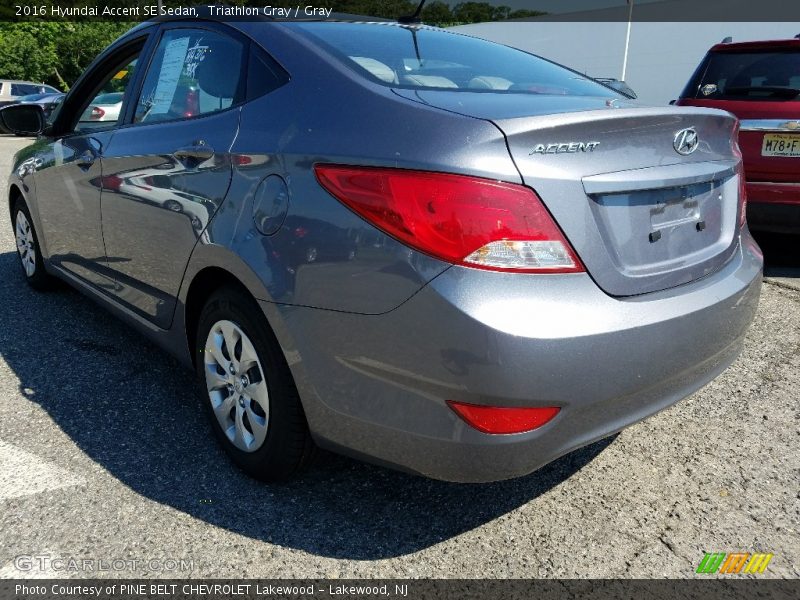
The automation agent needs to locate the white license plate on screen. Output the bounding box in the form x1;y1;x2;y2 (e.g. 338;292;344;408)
762;133;800;157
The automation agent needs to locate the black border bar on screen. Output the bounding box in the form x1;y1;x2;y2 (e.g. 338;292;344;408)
1;580;799;600
3;1;800;23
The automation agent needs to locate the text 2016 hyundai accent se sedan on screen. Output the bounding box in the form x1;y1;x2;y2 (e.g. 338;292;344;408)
1;15;762;482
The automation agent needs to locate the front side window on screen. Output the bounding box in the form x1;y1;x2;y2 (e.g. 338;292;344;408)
134;28;245;124
290;23;617;97
74;56;139;133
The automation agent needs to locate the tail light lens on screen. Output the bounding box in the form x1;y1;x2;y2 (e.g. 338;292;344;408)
101;174;123;192
731;120;747;227
737;164;747;228
314;165;583;274
447;401;560;434
90;106;105;120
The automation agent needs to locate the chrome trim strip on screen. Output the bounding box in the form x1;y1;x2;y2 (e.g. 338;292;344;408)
748;181;800;187
740;119;800;132
582;160;737;195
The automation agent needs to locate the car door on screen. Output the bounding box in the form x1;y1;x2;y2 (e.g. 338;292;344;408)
99;24;246;328
31;35;150;289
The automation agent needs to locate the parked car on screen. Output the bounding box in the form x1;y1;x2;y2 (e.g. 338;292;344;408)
80;91;124;123
13;92;65;122
1;13;762;483
0;80;59;108
281;215;358;266
677;36;800;233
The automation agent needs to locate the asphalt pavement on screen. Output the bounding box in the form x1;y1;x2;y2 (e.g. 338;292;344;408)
0;135;797;579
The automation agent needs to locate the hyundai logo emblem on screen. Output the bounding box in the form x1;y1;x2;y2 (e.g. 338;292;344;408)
673;127;699;155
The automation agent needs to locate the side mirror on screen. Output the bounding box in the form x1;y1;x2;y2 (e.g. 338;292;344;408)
0;104;45;136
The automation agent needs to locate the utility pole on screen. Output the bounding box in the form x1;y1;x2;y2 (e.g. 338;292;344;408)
621;0;634;81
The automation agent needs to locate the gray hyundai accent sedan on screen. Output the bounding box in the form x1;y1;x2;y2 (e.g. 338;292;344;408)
2;14;762;482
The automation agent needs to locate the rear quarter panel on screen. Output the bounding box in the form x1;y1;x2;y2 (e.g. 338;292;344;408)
211;22;522;315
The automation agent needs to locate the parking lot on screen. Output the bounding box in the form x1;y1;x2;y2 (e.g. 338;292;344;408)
0;134;797;578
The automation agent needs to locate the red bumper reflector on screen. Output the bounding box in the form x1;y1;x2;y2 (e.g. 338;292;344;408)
447;401;560;434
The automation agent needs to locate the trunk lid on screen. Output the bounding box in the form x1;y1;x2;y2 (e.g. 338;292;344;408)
395;90;743;296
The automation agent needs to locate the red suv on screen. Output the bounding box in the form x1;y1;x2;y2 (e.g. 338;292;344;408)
677;37;800;233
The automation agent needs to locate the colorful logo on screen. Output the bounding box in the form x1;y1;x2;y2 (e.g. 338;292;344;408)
696;552;773;574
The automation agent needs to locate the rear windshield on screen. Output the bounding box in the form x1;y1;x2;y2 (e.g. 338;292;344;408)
290;23;618;97
687;49;800;100
93;92;124;104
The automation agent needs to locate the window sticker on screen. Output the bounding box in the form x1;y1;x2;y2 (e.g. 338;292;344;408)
146;36;190;116
184;40;210;80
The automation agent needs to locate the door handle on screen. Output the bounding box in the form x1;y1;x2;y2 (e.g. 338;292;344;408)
76;150;96;169
173;142;214;166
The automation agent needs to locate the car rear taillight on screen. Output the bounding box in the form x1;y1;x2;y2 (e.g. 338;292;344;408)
731;120;747;227
447;401;560;434
102;174;123;192
737;164;747;227
314;165;583;273
90;106;105;120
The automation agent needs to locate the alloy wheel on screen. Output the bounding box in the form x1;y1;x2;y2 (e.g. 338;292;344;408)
203;320;270;452
15;211;36;278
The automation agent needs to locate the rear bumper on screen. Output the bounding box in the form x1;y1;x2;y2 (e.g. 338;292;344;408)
265;232;763;483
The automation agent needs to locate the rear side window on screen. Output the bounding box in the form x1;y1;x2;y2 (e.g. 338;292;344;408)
135;28;246;124
687;50;800;100
291;23;617;97
247;44;289;99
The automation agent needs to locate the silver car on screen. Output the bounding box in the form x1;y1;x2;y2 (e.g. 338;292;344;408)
1;14;762;482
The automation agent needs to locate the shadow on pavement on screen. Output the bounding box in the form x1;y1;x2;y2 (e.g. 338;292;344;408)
0;249;614;560
753;231;800;278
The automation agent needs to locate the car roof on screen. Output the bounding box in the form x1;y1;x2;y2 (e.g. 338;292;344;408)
709;38;800;52
0;79;56;85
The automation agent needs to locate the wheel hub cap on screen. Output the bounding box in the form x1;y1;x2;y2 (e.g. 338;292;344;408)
14;211;36;278
203;320;270;453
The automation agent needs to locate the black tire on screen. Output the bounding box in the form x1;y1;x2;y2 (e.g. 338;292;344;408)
195;285;315;481
164;200;182;213
12;197;54;291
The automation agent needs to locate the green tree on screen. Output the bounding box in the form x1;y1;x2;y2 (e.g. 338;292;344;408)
0;23;60;84
452;2;496;23
508;9;547;19
0;21;133;90
310;0;417;18
420;1;455;25
53;22;133;88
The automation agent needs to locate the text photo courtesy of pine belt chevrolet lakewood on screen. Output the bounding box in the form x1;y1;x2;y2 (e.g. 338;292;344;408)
0;12;762;483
